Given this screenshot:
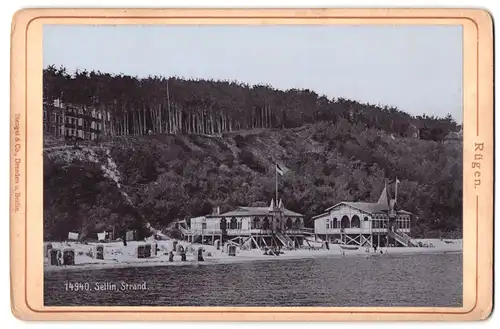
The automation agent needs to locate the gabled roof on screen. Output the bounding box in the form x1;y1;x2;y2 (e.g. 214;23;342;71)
342;202;390;214
206;199;303;218
313;201;412;220
207;206;303;218
323;201;387;214
313;182;413;220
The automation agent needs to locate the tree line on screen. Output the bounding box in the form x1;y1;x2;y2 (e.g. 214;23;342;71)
43;65;460;140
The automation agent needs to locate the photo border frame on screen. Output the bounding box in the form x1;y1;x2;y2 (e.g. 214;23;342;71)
10;8;494;321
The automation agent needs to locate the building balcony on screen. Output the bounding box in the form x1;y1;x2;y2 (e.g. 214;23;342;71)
189;228;310;236
316;228;411;235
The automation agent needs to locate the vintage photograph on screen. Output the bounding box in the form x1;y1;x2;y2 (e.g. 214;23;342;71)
42;24;463;307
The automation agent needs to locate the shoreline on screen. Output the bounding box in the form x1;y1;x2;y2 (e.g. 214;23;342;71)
44;242;462;273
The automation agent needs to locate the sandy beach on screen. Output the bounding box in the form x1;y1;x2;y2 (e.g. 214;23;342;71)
43;238;462;273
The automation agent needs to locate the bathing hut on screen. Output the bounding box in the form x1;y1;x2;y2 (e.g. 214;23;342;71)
227;244;237;256
44;243;53;258
96;244;104;260
175;244;185;255
137;244;152;258
151;242;158;256
62;248;75;265
213;239;221;250
49;248;62;266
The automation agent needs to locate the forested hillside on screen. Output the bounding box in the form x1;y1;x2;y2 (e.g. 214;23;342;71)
43;66;462;241
44;120;462;241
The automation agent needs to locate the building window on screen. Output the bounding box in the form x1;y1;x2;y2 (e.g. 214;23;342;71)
252;217;260;229
326;223;330;229
341;216;350;228
351;215;360;228
230;217;237;229
333;217;338;228
202;223;207;230
219;218;227;230
364;217;369;221
263;217;270;230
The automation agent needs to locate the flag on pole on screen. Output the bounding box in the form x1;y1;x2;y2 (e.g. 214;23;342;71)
276;163;284;176
276;163;289;176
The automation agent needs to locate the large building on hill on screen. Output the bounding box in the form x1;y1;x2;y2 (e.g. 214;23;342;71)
43;99;111;141
313;180;417;247
185;199;310;249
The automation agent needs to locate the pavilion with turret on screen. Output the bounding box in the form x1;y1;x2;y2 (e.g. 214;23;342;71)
313;179;417;247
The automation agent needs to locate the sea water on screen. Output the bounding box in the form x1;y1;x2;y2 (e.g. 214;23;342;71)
44;252;462;307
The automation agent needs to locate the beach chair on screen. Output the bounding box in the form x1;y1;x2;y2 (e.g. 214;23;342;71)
49;248;61;266
63;248;75;266
228;245;237;256
44;243;53;258
96;244;104;260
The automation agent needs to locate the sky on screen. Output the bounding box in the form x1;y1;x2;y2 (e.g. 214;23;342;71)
43;25;463;122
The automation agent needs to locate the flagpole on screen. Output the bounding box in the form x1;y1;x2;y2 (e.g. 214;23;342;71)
395;177;399;201
275;164;278;204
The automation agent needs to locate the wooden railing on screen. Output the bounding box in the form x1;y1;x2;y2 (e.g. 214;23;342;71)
186;227;311;235
388;229;418;247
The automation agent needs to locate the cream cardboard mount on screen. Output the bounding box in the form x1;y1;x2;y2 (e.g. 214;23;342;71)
10;8;493;321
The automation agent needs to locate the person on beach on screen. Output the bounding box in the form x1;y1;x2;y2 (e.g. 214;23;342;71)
181;251;187;261
197;248;204;262
168;251;174;262
374;244;378;253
